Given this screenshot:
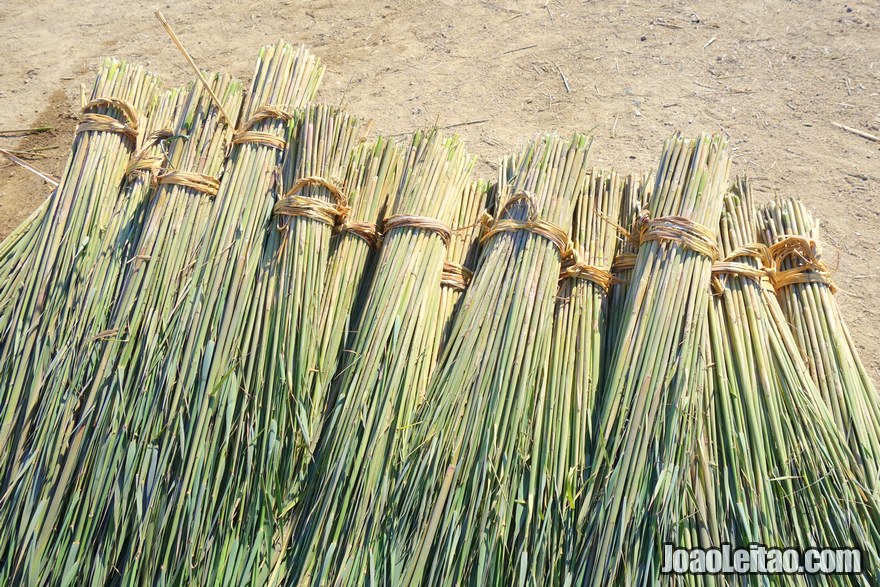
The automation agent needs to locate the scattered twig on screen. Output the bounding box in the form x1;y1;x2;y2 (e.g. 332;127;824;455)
154;11;233;125
832;122;880;144
703;36;717;49
653;18;683;29
2;145;59;158
557;65;571;93
0;148;60;187
0;126;53;136
503;44;537;55
438;119;489;131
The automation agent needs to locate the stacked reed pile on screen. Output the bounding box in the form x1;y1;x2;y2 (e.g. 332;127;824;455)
1;34;879;587
394;133;593;586
759;198;880;492
286;130;475;586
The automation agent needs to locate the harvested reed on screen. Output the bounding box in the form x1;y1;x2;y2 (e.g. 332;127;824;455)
286;130;475;586
709;182;880;584
0;72;244;586
578;133;730;586
759;197;880;491
175;104;367;585
5;87;183;480
433;178;489;361
512;169;621;586
604;172;650;369
311;136;402;437
0;60;160;453
105;45;323;584
0;60;165;583
395;133;592;586
0;195;51;312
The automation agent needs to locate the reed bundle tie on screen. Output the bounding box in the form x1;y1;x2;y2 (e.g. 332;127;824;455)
479;191;573;259
125;129;174;179
440;261;473;291
77;97;140;144
273;175;351;228
382;214;453;247
232;104;295;149
610;253;637;274
156;170;221;197
766;235;837;293
608;211;717;285
634;213;719;260
338;218;382;248
559;257;617;291
710;243;771;294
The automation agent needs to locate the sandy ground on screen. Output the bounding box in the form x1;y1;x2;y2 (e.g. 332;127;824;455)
0;0;878;376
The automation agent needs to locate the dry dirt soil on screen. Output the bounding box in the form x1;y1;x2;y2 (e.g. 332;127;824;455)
0;0;878;377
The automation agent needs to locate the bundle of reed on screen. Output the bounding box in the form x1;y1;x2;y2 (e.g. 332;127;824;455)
708;183;880;583
0;72;244;586
0;60;160;449
215;133;399;586
79;46;322;584
431;178;489;362
758;197;880;491
577;133;730;586
0;87;184;487
708;180;787;554
286;130;475;586
153;104;366;585
512;169;621;586
394;133;592;586
310;137;402;441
